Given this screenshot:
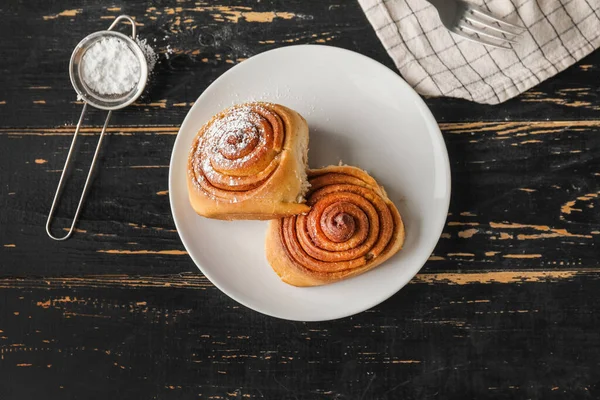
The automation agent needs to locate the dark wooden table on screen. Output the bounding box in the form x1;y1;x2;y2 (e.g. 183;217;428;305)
2;1;600;399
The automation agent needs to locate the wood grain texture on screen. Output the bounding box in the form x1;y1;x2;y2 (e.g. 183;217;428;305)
1;0;600;398
2;276;600;399
1;121;598;275
1;0;600;127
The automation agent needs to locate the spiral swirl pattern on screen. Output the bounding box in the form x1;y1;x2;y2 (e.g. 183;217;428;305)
276;167;403;280
189;103;286;202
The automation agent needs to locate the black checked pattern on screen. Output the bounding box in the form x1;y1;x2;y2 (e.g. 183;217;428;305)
358;0;600;104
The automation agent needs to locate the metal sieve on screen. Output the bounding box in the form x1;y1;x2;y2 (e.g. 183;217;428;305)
46;15;149;240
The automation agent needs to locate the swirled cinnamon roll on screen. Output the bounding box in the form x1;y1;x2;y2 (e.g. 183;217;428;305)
187;102;310;220
266;165;405;286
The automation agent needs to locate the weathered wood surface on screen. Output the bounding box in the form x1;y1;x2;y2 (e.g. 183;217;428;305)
1;0;600;399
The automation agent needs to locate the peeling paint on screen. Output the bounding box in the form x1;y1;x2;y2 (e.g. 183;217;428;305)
458;229;478;238
182;6;297;23
561;192;599;215
447;222;479;226
491;221;592;239
517;231;592;240
414;270;577;285
97;249;187;255
36;296;86;309
440;120;600;136
43;9;81;20
503;254;542;259
498;233;513;240
428;255;445;261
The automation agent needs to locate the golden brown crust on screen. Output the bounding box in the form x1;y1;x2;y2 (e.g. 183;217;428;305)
187;102;310;220
265;165;405;286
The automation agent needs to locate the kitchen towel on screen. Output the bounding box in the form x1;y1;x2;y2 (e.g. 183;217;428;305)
358;0;600;104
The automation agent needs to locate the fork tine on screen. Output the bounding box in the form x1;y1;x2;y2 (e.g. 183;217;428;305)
469;6;526;30
450;27;512;49
459;21;519;43
465;14;521;36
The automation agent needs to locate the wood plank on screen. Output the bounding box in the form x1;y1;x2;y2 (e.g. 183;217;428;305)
1;1;600;128
0;269;592;290
0;275;599;399
1;120;598;275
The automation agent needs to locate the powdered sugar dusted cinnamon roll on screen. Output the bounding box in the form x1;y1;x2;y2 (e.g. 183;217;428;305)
187;102;310;220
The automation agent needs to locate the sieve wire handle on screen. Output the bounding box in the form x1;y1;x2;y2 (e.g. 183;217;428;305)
108;15;137;39
45;105;112;240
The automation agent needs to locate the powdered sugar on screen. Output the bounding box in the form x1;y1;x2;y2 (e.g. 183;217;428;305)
216;119;256;153
81;37;140;96
135;37;158;73
196;105;273;185
205;106;269;165
165;44;174;59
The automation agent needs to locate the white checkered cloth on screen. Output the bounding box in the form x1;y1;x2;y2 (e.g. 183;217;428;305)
358;0;600;104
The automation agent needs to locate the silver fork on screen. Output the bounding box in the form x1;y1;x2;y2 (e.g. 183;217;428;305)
425;0;525;49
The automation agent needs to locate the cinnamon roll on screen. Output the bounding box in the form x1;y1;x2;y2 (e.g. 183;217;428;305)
187;102;310;220
265;165;405;286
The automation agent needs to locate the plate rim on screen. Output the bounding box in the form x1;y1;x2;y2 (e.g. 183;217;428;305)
169;44;451;321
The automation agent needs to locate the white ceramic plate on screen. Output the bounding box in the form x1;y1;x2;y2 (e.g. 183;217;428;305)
169;45;450;321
